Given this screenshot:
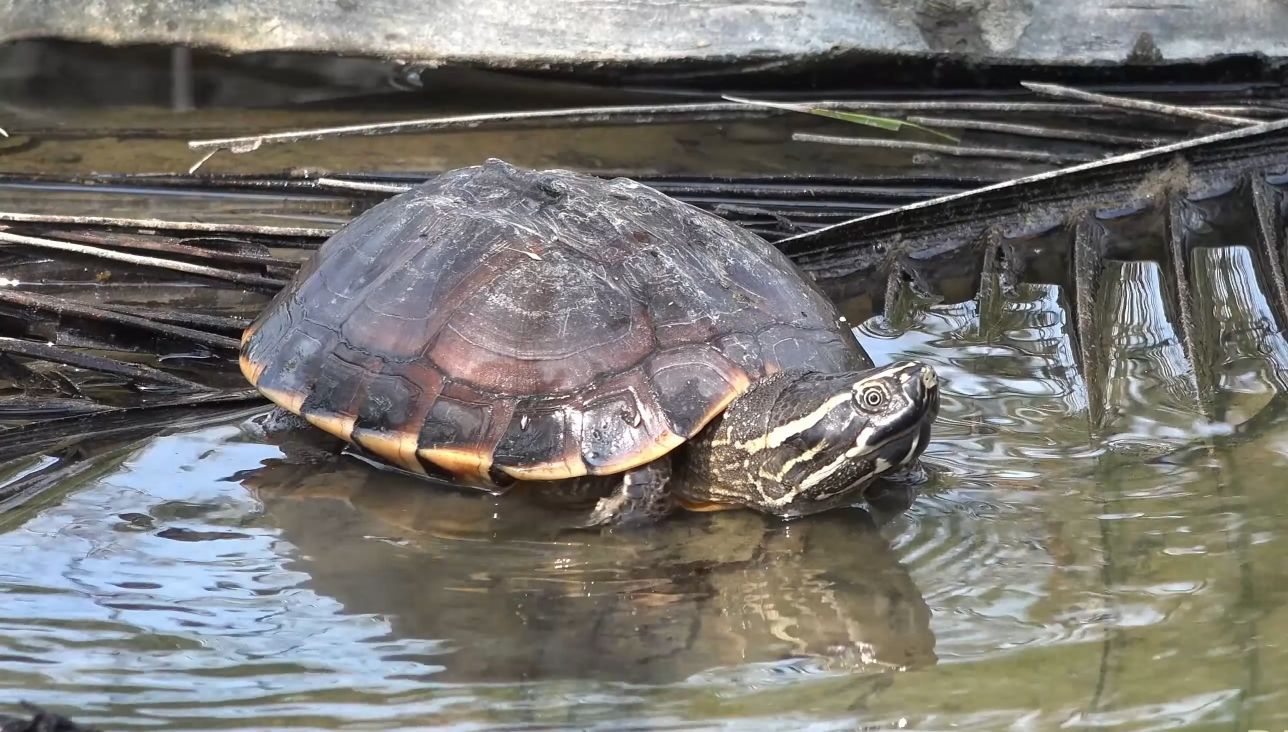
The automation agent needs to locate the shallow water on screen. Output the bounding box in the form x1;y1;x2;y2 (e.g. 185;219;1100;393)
5;50;1288;731
5;259;1288;730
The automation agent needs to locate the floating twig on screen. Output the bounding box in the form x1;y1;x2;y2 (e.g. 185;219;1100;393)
96;304;253;336
0;396;114;420
903;115;1168;147
187;147;219;175
312;174;973;209
713;202;878;220
0;231;288;289
0;290;241;352
611;176;979;198
0;337;211;392
0;168;1017;197
40;229;293;269
1020;81;1263;127
791;133;1095;165
314;177;411;194
0;211;332;239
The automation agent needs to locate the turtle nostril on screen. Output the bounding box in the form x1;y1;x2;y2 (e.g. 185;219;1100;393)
921;368;938;390
897;364;938;403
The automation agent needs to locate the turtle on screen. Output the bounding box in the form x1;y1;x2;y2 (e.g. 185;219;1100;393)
239;159;939;526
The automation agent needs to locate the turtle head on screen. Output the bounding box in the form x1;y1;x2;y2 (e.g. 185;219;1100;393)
844;361;939;472
692;362;938;517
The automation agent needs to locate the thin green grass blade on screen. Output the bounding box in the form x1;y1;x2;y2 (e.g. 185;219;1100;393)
722;95;961;143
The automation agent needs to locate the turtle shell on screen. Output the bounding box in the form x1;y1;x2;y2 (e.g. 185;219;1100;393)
241;159;871;486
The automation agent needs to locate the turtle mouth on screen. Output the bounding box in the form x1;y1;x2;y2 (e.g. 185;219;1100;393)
897;368;938;465
922;377;941;425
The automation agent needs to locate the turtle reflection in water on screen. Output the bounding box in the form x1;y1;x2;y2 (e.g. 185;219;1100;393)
240;159;939;525
240;454;936;683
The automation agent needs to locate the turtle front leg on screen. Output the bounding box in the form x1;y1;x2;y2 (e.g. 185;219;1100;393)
581;459;676;528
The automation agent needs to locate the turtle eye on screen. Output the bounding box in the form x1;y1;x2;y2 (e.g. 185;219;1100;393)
858;385;887;411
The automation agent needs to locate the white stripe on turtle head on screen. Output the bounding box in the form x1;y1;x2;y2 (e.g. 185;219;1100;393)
732;391;852;453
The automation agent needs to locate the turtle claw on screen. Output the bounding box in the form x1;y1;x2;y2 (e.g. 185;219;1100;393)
572;460;676;529
578;492;634;529
239;407;310;440
239;407;345;464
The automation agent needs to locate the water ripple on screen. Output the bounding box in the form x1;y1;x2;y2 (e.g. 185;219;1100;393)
7;248;1288;728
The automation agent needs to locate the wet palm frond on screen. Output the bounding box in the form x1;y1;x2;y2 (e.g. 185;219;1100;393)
782;117;1288;429
0;389;264;464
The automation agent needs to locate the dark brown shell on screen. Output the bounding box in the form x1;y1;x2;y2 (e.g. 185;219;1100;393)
241;159;870;484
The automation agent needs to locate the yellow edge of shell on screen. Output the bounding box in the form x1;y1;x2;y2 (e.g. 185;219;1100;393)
354;429;428;475
418;446;494;481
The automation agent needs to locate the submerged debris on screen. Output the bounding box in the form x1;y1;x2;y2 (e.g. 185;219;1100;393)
0;704;100;732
